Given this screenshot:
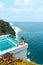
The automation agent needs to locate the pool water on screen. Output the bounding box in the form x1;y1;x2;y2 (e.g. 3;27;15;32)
0;35;19;51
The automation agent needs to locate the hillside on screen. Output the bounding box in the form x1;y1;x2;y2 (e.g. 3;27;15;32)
0;53;38;65
0;20;16;36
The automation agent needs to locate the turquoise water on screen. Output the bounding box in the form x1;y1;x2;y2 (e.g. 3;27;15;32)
0;35;18;51
12;22;43;64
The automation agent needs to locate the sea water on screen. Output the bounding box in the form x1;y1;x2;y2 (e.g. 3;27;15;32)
11;22;43;64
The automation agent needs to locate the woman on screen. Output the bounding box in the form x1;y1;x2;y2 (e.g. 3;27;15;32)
19;37;25;45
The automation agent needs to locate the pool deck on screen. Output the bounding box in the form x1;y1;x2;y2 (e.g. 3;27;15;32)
0;43;28;59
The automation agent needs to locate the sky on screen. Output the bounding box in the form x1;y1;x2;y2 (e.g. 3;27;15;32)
0;0;43;22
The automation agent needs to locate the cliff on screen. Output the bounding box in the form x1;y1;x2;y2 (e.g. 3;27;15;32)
0;20;16;36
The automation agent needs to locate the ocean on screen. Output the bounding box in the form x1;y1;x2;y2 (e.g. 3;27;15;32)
11;22;43;64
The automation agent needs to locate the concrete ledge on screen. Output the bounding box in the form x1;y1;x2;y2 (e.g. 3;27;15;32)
0;43;28;59
10;43;28;59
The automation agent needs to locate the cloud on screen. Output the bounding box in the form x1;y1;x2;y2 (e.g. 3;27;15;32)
14;0;21;5
14;0;32;6
23;0;32;5
5;7;27;13
0;2;4;8
14;0;19;5
0;0;43;22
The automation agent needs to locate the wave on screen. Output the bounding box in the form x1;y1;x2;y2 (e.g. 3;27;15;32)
10;22;22;38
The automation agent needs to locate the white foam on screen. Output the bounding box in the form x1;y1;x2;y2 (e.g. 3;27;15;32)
10;22;22;38
28;52;30;55
10;23;22;33
10;22;13;26
26;58;30;61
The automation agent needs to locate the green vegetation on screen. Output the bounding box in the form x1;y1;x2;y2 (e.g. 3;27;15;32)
0;20;16;36
0;53;38;65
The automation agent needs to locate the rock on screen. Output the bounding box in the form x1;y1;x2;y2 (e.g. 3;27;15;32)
0;20;16;36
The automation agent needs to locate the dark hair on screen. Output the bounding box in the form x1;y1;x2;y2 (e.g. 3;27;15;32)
20;37;24;40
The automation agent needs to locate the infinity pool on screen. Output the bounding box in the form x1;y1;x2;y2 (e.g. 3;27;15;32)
0;35;18;52
0;35;28;60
